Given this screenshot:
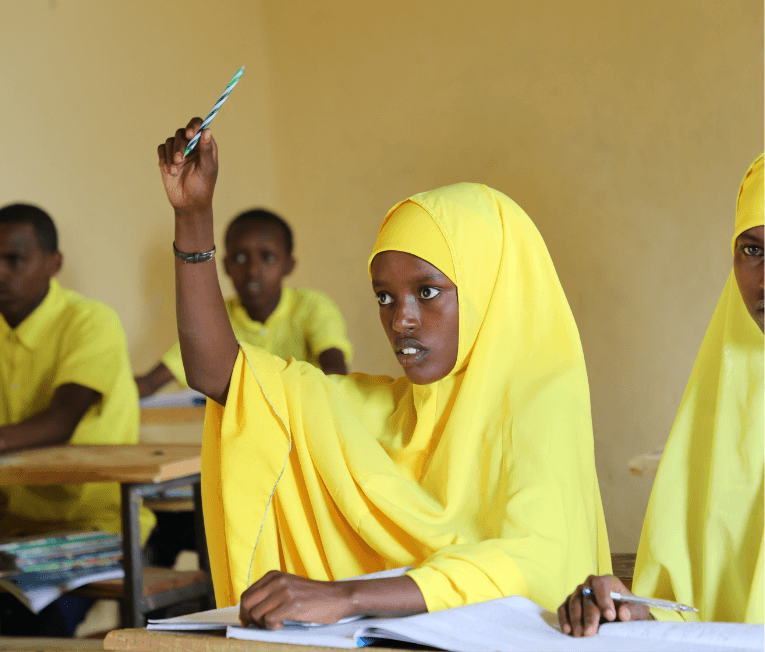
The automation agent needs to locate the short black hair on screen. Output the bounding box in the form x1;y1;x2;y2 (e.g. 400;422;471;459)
0;203;58;252
225;209;294;255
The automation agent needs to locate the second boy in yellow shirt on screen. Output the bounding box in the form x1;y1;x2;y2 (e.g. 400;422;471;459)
136;209;352;396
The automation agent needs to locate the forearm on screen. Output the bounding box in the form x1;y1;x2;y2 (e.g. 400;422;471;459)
0;410;78;453
135;362;174;398
174;209;238;404
345;576;427;619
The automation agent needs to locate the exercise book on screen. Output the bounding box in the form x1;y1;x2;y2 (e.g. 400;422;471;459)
146;568;762;651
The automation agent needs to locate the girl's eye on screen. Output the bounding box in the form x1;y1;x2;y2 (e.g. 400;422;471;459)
742;245;763;257
234;253;247;264
377;292;393;306
419;287;442;300
264;253;276;263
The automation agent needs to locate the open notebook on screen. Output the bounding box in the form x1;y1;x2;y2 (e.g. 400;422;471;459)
147;569;763;652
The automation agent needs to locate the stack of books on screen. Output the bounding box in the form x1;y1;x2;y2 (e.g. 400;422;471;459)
0;530;124;613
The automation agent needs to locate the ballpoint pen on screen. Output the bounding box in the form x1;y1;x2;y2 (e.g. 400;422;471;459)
582;586;698;612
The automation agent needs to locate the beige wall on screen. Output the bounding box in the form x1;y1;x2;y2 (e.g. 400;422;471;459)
1;1;762;553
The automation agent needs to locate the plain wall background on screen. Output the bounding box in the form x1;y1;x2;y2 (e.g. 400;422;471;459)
1;0;762;553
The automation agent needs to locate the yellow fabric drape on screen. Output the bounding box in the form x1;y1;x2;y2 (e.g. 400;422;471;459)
732;154;764;252
370;200;456;284
202;182;611;613
633;155;764;623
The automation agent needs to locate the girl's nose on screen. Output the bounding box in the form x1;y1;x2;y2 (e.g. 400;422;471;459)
392;297;419;333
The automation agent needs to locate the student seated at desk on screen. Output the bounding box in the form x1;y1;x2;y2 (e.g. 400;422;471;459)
558;153;764;636
156;118;611;628
0;204;155;636
135;208;353;398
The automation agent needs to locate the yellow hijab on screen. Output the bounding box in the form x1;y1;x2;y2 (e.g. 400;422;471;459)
201;182;611;613
633;154;764;623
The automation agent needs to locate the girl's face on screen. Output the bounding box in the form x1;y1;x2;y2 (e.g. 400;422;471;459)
371;250;459;384
734;225;764;332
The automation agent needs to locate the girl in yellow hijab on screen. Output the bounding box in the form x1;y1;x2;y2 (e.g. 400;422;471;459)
558;153;764;636
157;119;610;628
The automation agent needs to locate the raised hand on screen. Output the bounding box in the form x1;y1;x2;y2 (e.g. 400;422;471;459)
157;117;218;216
557;574;651;637
158;116;237;404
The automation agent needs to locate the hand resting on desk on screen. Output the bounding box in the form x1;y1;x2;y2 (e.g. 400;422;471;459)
239;570;426;630
558;574;651;637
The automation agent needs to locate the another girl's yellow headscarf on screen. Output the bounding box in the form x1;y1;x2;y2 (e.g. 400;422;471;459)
201;182;610;613
633;154;764;623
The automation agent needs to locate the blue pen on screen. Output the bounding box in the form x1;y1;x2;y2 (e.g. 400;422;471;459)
357;637;380;647
582;586;698;612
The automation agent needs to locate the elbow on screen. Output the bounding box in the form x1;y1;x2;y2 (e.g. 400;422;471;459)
186;373;228;406
186;374;207;396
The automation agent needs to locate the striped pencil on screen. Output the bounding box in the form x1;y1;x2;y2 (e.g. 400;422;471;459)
184;66;245;157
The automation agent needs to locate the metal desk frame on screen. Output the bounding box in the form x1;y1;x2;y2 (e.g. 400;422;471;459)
120;472;213;627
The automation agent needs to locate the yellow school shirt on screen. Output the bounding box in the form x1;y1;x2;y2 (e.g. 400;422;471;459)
0;279;155;542
162;287;353;384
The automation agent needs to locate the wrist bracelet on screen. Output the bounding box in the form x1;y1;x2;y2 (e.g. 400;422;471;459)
173;241;216;264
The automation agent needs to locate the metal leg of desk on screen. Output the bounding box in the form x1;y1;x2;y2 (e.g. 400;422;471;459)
120;483;145;628
192;480;214;609
118;474;213;627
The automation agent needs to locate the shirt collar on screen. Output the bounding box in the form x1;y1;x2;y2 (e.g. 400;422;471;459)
231;287;292;332
0;279;66;350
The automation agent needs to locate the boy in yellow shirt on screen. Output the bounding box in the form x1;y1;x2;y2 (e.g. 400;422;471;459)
135;208;352;397
0;203;154;636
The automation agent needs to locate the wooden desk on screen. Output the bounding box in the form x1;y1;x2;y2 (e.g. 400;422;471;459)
0;444;213;628
0;637;104;651
104;629;409;652
140;406;206;425
0;444;201;484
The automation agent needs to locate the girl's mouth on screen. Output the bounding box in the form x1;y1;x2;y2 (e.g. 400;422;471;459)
395;341;428;367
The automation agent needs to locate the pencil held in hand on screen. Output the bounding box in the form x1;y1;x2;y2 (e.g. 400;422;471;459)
184;66;245;158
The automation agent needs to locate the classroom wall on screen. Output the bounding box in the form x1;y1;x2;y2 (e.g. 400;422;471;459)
1;1;762;553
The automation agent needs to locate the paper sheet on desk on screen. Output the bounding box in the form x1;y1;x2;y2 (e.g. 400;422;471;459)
139;388;206;408
227;596;764;652
146;605;362;632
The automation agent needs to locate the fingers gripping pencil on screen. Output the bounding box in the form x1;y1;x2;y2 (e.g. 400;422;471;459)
184;66;245;158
